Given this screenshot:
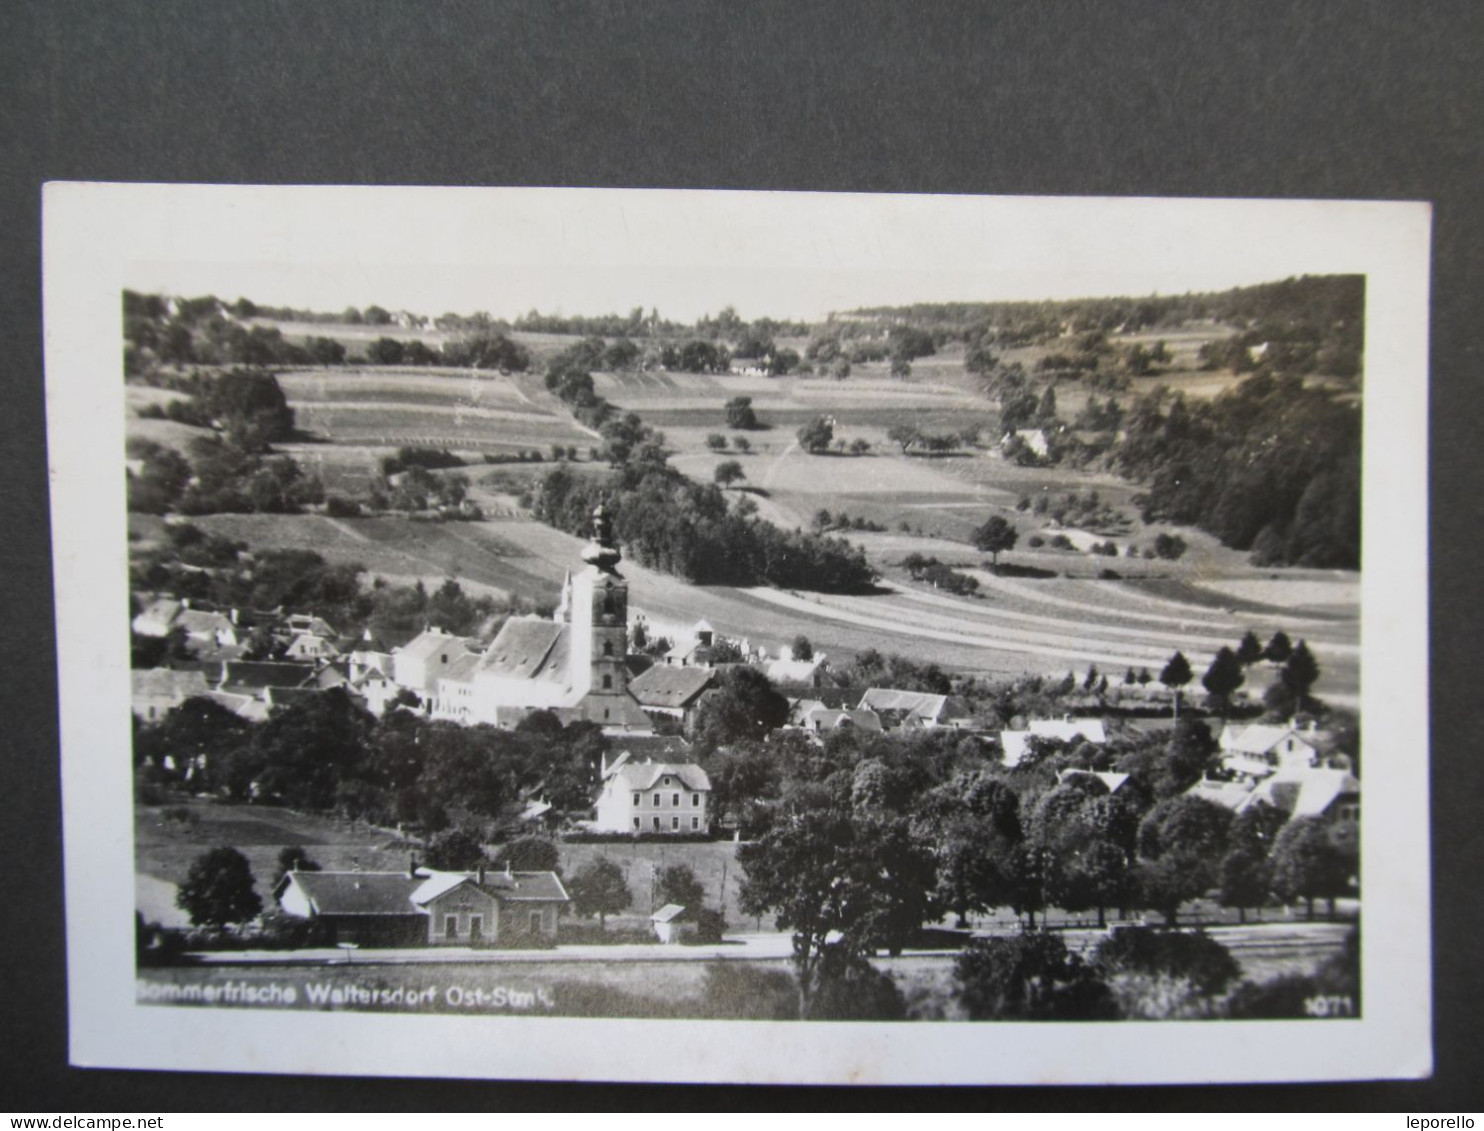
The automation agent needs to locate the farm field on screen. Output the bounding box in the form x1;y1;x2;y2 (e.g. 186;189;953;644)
276;367;596;455
137;316;1359;700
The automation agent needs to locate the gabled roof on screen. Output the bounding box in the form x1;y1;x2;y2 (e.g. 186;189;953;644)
804;706;884;732
219;661;317;691
1248;767;1359;819
859;688;972;723
399;628;471;662
265;686;324;709
478;617;569;682
437;649;482;685
131;668;211;700
281;869;569;917
1028;718;1108;744
204;690;271;722
1219;723;1316;756
133;598;181;630
1056;768;1129;793
175;609;236;637
650;903;687;923
629;664;715;708
608;735;694;762
1187;778;1258;811
608;760;711;792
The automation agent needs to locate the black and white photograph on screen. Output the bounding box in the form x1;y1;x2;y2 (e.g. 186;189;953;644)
43;185;1430;1085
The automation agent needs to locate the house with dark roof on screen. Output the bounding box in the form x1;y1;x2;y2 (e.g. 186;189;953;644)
858;688;975;731
275;861;569;947
628;664;716;725
593;752;711;835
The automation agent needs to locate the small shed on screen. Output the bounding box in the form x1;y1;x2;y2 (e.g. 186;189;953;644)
650;904;697;945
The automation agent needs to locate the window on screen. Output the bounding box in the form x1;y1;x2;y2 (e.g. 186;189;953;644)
602;674;613;689
653;793;660;806
469;914;482;938
672;793;680;807
672;817;679;830
633;817;640;829
530;911;543;933
653;817;661;830
444;915;458;939
691;817;700;830
603;641;613;656
663;777;671;786
692;793;700;807
633;792;640;806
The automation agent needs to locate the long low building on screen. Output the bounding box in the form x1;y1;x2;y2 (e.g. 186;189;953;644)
275;863;569;948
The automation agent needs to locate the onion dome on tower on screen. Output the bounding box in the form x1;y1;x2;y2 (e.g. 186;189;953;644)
581;501;622;574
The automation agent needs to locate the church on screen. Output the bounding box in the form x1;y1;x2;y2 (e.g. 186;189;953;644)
410;503;653;733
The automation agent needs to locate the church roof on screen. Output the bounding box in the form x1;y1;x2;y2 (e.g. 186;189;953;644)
477;617;569;682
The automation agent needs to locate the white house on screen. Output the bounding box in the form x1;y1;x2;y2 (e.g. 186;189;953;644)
593;752;711;835
1218;720;1322;779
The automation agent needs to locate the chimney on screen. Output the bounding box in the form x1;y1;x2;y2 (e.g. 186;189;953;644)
504;859;512;879
407;854;418;879
477;864;486;885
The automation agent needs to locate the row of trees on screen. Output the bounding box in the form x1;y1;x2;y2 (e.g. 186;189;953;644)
136;692;605;830
731;716;1354;1013
531;461;876;594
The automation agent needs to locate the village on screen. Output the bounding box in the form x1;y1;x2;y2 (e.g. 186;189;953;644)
125;278;1364;1022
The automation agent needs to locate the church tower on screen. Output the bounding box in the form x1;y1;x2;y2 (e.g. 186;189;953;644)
567;502;631;713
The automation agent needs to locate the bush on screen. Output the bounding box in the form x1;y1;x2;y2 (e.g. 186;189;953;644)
1094;926;1241;996
1154;532;1188;560
1049;534;1074;551
324;495;362;518
955;933;1116;1020
807;946;907;1021
699;963;799;1020
1027;535;1046;548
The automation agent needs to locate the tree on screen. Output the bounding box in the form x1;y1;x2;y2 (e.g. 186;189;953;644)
1235;630;1265;667
1280;640;1321;709
1152;532;1187;560
790;634;813;661
796;416;834;454
1201;646;1246;715
494;835;561;873
705;433;728;451
713;460;746;488
1264;630;1293;664
1135;795;1233;924
739;793;932;1012
276;846;321;883
886;423;918;453
175;846;263;929
724;397;759;430
367;337;406;365
954;933;1115;1020
1270;817;1350;919
691;666;789;751
567;856;630;930
1217;802;1286;922
1160;651;1194;719
732;436;751;454
972;515;1019;567
1093;926;1241;998
425;828;488;870
656;864;706;915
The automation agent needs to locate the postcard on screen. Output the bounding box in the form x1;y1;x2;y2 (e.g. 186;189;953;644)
44;184;1431;1084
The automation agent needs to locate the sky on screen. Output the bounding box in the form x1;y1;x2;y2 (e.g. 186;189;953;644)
115;187;1388;323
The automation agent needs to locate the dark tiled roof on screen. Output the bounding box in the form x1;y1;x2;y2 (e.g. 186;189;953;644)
283;869;568;917
628;664;715;708
220;661;317;690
